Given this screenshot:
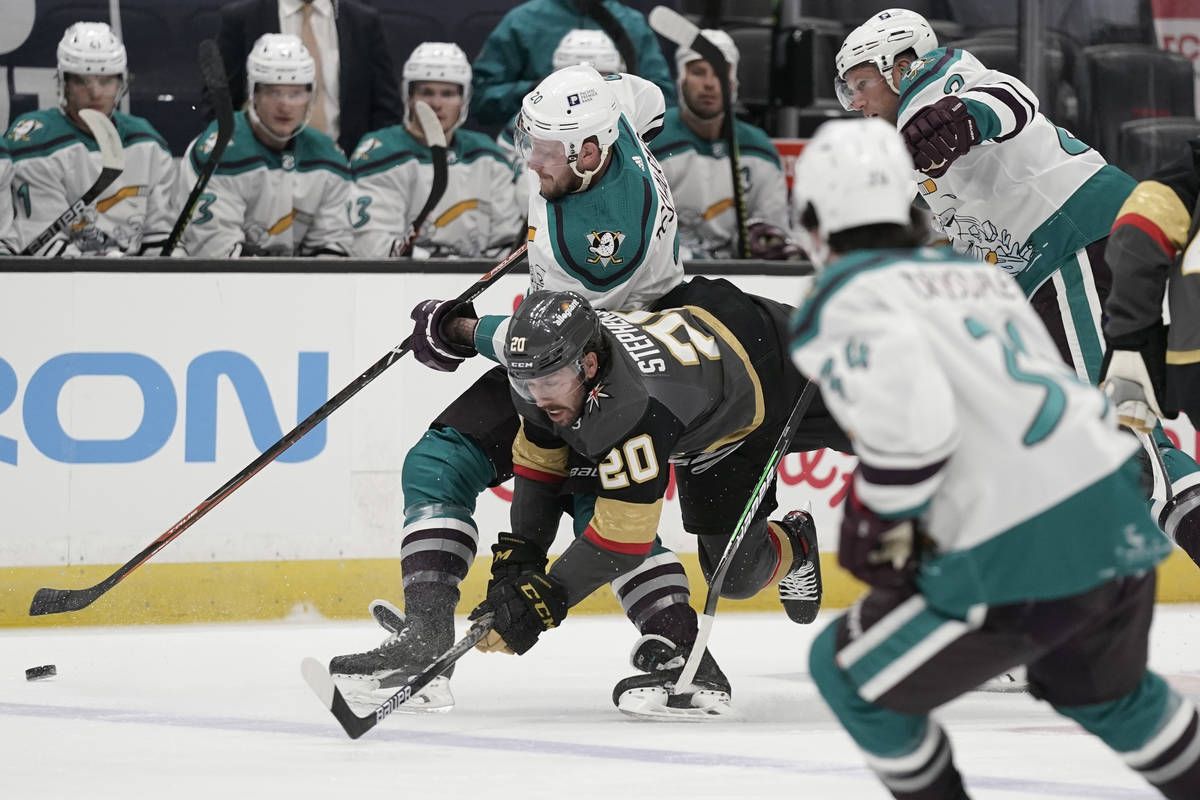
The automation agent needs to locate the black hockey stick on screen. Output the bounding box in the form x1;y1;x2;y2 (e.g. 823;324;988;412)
161;39;234;256
673;379;818;693
648;6;749;258
20;108;124;255
27;242;529;616
301;612;494;739
1137;429;1175;503
391;100;449;257
580;0;639;73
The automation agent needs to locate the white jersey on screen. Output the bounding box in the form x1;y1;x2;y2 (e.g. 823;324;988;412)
0;139;16;254
897;47;1135;295
175;111;353;257
350;125;522;258
651;108;789;258
790;248;1164;611
5;108;175;255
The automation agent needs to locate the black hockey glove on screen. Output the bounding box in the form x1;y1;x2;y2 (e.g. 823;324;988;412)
747;220;802;260
469;572;567;655
900;97;980;178
487;533;549;594
839;478;920;589
408;298;477;372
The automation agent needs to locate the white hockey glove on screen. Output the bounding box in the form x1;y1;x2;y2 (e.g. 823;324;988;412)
1102;349;1166;434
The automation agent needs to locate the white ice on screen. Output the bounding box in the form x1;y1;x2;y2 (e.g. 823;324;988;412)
3;606;1198;800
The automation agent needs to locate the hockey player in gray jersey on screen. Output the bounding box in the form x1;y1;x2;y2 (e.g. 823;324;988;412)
835;8;1200;568
462;277;847;716
650;29;794;260
792;116;1199;800
350;43;522;258
6;22;175;257
175;34;352;258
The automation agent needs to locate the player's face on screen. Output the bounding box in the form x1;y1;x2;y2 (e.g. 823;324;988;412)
681;59;733;119
842;64;900;124
519;134;580;199
253;83;312;138
515;353;598;426
409;81;463;135
63;73;122;123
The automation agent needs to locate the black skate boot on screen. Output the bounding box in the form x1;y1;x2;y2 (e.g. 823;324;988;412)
328;598;455;711
776;508;823;624
611;634;732;719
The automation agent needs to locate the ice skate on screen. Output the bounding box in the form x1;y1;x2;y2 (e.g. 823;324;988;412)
612;634;733;720
777;508;823;624
977;664;1029;693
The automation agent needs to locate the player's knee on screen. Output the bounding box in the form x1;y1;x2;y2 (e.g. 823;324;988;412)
402;426;494;509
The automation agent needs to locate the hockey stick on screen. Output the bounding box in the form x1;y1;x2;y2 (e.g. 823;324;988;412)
161;39;234;257
674;379;818;693
390;100;448;257
1136;429;1175;503
19;108;124;256
580;0;639;73
301;612;494;739
27;243;529;616
648;6;749;258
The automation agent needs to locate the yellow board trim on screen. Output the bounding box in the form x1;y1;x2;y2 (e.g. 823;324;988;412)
4;550;1197;628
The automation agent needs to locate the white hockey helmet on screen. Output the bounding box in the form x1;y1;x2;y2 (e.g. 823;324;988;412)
516;65;621;190
245;33;316;142
56;22;128;109
553;29;623;75
835;9;938;108
675;29;740;110
403;42;472;130
791;118;913;269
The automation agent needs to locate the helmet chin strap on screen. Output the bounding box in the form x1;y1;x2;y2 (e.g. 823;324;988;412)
569;142;611;193
248;95;312;145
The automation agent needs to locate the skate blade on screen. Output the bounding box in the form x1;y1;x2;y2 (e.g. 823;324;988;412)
616;685;734;721
333;674;455;713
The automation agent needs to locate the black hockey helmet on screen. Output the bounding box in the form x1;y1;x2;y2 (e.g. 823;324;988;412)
505;290;603;398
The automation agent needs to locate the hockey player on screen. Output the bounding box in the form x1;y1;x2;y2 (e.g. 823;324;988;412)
464;278;842;716
329;65;719;716
175;34;352;258
793;116;1199;800
350;43;523;258
835;8;1200;565
649;29;794;260
6;22;175;256
0;139;17;254
1101;148;1200;467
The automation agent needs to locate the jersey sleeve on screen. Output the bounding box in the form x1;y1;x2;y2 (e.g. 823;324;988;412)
0;142;16;254
607;73;666;142
510;419;570;549
350;145;415;257
480;155;523;253
8;121;76;256
740;133;789;230
137;138;180;254
175;138;248;258
300;165;353;257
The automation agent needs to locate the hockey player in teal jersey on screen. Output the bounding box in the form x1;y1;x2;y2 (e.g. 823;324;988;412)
174;34;352;258
6;22;175;256
793;116;1199;800
349;43;522;258
650;29;794;259
835;8;1200;567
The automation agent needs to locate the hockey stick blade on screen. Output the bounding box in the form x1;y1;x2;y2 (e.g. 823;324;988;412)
20;108;124;256
301;612;495;739
27;242;528;617
392;101;449;257
162;39;234;255
647;6;701;50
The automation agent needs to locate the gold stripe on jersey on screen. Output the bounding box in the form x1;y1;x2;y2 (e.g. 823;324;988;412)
1117;181;1191;249
435;199;480;228
586;496;662;553
96;185;145;213
513;421;569;479
1167;348;1200;365
527;225;536;241
703;197;734;221
268;209;297;236
683;305;765;452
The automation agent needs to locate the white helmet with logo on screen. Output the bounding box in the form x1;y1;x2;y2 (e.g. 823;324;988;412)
56;22;128;109
674;29;740;110
245;33;316;142
791;118;913;269
553;29;623;75
516;64;621;190
835;8;938;107
403;42;472;130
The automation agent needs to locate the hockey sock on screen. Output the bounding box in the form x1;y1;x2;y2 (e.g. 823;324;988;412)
400;503;479;601
610;551;692;634
1123;701;1200;800
866;724;970;800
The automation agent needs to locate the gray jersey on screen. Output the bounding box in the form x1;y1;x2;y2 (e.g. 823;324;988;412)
0;139;16;254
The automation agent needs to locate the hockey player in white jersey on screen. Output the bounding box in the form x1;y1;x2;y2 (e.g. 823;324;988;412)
174;34;352;258
6;22;175;256
0;139;17;254
794;117;1199;800
650;29;793;259
327;65;717;716
350;42;523;258
835;8;1200;569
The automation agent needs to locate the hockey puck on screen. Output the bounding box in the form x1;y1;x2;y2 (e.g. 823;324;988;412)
25;664;56;681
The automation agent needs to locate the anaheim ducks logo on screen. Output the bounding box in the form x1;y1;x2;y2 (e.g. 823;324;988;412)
586;230;625;265
8;118;44;142
904;56;934;81
352;136;381;161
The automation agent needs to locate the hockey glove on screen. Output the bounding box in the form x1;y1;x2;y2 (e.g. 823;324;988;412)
1101;323;1174;433
839;481;920;589
409;298;478;372
900;97;980;178
469;572;567;655
747;220;802;260
487;533;549;594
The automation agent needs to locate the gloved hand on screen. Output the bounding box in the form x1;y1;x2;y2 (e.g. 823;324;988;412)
469;571;567;655
1101;324;1173;433
839;479;920;588
409;298;477;372
900;97;980;178
487;533;549;594
747;220;802;260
